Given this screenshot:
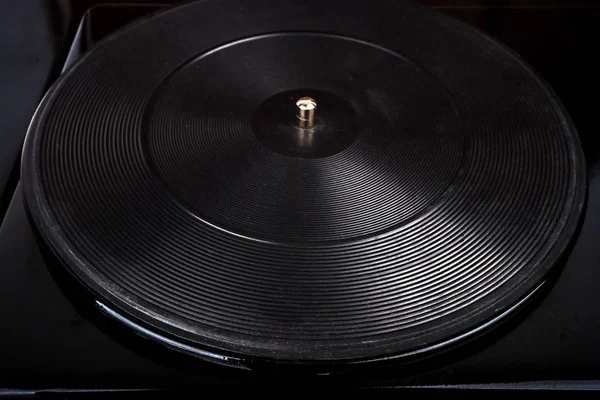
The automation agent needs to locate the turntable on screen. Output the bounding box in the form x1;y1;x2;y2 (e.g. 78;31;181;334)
1;0;600;391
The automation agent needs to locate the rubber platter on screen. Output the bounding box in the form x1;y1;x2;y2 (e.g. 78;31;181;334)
21;0;586;371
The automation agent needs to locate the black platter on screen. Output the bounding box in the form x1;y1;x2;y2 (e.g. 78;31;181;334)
21;0;586;370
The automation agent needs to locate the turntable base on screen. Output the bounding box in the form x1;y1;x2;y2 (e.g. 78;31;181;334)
21;0;586;370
